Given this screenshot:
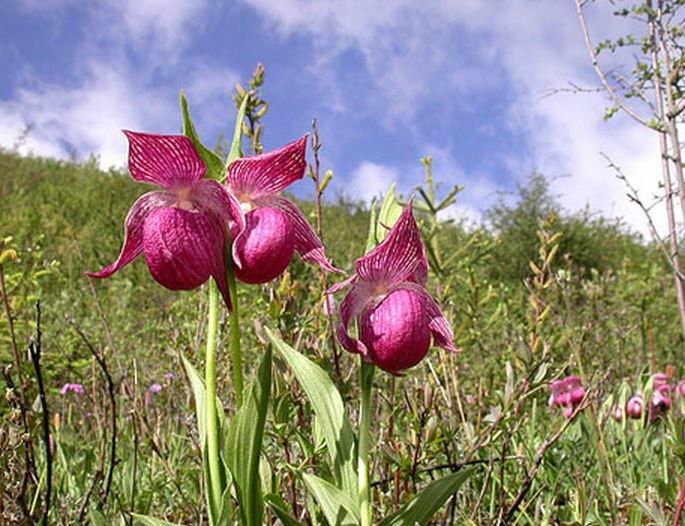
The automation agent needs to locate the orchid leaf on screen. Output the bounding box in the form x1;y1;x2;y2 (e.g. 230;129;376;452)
265;494;306;526
225;345;272;526
266;327;358;503
181;353;230;523
131;514;185;526
180;91;225;181
302;473;360;526
378;468;476;526
227;95;249;166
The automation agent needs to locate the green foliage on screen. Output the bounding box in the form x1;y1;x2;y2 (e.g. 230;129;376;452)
1;145;684;524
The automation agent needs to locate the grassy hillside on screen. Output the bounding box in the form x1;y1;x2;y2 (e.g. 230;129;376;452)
2;148;684;524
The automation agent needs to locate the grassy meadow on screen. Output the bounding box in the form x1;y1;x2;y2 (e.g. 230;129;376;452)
2;143;685;525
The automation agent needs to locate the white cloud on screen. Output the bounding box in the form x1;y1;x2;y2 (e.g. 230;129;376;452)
242;0;667;236
0;62;171;168
347;161;399;203
97;0;211;54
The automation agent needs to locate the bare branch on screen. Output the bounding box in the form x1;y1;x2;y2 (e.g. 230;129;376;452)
575;0;650;126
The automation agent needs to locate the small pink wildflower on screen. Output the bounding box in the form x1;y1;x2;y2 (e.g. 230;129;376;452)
225;136;338;284
327;203;457;374
548;375;585;417
626;394;643;419
87;132;238;309
60;383;84;395
649;383;671;422
148;383;163;394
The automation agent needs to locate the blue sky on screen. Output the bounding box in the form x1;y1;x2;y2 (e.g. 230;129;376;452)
1;0;663;233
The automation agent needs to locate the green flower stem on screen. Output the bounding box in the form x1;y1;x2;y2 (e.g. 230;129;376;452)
358;359;375;526
204;279;223;520
227;259;244;409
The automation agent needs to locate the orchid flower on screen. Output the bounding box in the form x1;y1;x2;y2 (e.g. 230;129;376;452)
327;202;457;375
87;131;238;309
548;375;585;417
225;135;338;284
626;394;643;419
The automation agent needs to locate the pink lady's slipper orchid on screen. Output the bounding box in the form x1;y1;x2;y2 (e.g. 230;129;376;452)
649;383;672;422
87;132;238;308
328;203;457;375
626;394;643;419
225;136;338;284
548;375;585;417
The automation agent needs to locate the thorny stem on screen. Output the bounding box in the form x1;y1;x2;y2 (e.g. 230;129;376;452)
358;360;375;526
204;280;224;521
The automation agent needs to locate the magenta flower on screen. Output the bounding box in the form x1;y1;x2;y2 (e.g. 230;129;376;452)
327;203;457;375
87;131;239;309
548;375;585;417
148;383;163;394
649;383;672;422
225;136;338;284
60;383;84;395
626;394;643;419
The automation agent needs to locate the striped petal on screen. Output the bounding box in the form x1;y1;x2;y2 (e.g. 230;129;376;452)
257;195;340;273
87;191;174;278
125;131;206;189
226;135;308;197
142;207;231;309
355;202;423;287
336;280;374;355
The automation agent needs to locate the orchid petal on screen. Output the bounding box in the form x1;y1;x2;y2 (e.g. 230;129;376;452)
125;131;206;189
258;195;340;273
337;280;375;355
356;202;423;287
142;208;231;310
226;135;307;197
326;274;357;295
231;207;295;284
399;282;459;353
191;179;244;230
87;191;174;279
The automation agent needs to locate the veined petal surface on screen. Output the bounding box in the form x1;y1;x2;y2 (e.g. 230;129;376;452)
226;135;307;197
259;195;340;273
142;207;231;309
87;191;175;278
355;203;423;287
125;131;206;189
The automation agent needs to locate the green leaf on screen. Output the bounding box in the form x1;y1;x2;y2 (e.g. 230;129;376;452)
302;473;360;526
227;95;250;167
180;91;225;181
181;353;218;443
265;494;307;526
131;514;185;526
266;327;357;502
89;510;109;526
366;183;402;253
181;353;230;524
225;345;273;526
378;468;476;526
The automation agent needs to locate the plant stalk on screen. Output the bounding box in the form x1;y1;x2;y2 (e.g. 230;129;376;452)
227;261;244;408
358;359;375;526
204;280;223;521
